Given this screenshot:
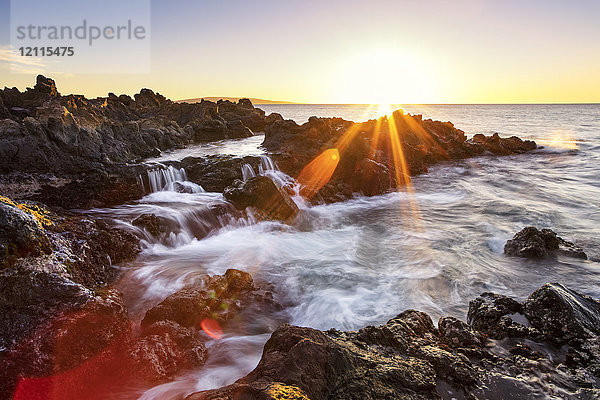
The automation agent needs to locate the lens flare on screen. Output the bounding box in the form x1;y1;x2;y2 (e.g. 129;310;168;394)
297;148;340;198
200;318;224;340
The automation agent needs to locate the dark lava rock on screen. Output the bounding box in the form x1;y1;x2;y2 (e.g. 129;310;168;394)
504;226;587;259
224;176;299;222
0;76;268;209
438;316;486;348
524;283;600;344
49;215;141;288
0;199;51;266
0;75;265;176
467;292;531;339
189;284;600;400
132;213;166;237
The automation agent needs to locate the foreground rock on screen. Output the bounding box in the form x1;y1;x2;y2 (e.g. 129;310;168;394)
504;226;587;259
189;283;600;400
224;176;299;221
0;196;141;398
0;265;277;398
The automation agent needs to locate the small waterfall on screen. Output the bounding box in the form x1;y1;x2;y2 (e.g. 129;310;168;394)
144;165;205;193
258;155;276;174
239;155;305;206
241;164;256;181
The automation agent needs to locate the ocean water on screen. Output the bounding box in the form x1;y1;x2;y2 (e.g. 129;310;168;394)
92;104;600;398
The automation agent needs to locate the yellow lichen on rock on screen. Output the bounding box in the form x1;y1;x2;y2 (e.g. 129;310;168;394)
0;195;53;228
266;382;310;400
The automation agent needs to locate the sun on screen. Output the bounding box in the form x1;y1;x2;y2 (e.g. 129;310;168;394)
333;47;439;104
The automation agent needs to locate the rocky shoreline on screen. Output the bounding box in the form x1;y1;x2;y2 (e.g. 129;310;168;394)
1;76;597;399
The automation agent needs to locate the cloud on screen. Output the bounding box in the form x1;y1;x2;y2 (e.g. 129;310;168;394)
0;45;74;78
0;45;47;74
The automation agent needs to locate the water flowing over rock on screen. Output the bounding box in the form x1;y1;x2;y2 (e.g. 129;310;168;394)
224;176;299;221
142;269;281;329
189;283;600;400
504;226;588;259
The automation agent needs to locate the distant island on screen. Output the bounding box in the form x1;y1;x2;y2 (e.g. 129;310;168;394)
177;97;297;104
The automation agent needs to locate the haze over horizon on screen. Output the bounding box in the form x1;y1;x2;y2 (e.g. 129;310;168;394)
1;0;599;104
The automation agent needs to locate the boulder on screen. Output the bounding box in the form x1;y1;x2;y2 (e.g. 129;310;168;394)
467;292;530;339
504;227;587;259
0;269;130;396
524;283;600;343
224;176;299;221
142;269;260;329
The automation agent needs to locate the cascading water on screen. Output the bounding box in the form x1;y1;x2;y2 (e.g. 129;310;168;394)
143;165;205;193
241;164;256;181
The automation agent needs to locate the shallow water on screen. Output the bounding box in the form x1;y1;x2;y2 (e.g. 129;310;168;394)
92;104;600;398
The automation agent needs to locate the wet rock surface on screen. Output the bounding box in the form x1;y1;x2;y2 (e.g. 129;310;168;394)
189;283;600;400
504;226;588;259
132;213;167;237
142;269;281;329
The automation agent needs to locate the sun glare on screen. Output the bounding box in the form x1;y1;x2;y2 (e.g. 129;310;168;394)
333;48;438;104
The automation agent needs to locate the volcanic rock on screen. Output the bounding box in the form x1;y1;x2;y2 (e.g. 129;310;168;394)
141;269;275;329
504;226;587;259
189;283;600;400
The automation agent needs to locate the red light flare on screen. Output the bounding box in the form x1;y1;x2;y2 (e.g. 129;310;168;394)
200;318;224;340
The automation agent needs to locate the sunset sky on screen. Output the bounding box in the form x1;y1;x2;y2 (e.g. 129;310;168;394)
0;0;599;103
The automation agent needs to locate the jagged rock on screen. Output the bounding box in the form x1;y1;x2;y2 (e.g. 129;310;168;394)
0;198;51;266
189;284;600;400
467;292;530;339
34;75;59;96
48;216;141;287
438;316;486;348
0;76;268;209
0;270;130;396
504;227;587;259
263;113;537;204
132;213;166;237
524;283;600;343
224;176;299;221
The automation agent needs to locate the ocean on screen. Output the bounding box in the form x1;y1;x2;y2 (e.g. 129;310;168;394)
95;104;600;398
